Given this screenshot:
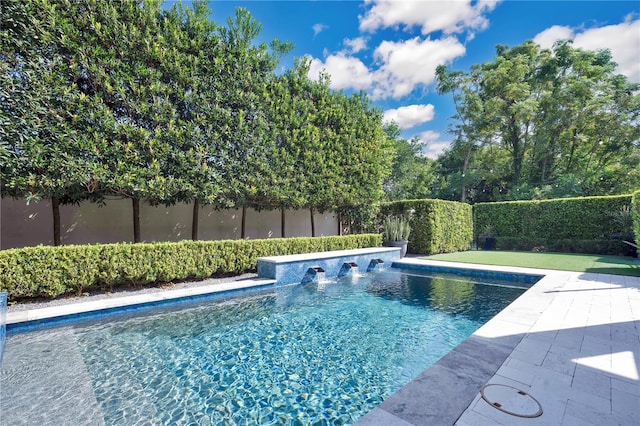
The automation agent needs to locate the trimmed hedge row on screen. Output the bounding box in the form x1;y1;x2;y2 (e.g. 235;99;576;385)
474;194;633;255
0;234;381;301
633;190;640;257
380;199;473;255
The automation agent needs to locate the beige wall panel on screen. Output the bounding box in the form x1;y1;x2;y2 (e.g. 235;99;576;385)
1;198;339;249
245;208;283;239
140;201;192;243
60;199;133;245
1;198;53;249
315;212;339;236
198;207;242;241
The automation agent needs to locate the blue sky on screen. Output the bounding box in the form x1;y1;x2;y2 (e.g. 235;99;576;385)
198;1;640;158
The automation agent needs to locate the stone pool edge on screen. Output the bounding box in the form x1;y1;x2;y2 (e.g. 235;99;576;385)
5;278;276;333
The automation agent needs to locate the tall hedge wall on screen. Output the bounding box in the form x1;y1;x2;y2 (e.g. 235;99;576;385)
474;195;633;254
0;234;381;301
380;199;473;255
633;190;640;257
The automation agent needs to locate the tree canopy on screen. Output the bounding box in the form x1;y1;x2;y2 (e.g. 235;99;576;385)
1;0;392;244
435;40;640;203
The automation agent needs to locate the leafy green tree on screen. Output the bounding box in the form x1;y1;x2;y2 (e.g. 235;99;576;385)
436;40;640;202
1;0;107;245
383;122;438;201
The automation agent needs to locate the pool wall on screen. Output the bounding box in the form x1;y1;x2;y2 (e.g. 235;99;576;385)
257;247;401;285
0;291;6;366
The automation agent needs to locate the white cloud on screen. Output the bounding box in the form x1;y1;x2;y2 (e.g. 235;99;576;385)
533;25;574;49
359;0;500;36
417;130;450;159
312;23;328;37
344;37;368;53
307;35;465;98
372;36;466;99
383;104;435;129
308;53;374;90
533;18;640;82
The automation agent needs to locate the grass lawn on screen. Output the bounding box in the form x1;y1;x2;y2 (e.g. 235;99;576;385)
425;250;640;277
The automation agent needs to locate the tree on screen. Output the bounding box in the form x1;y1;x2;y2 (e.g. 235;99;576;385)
382;122;438;201
1;0;107;245
436;40;640;202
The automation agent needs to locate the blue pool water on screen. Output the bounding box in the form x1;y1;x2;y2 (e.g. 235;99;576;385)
2;269;526;425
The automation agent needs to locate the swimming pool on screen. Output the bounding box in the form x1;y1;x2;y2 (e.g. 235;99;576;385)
1;268;527;425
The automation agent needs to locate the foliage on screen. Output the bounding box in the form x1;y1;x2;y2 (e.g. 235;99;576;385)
380;199;472;254
1;0;392;245
382;122;438;200
435;40;640;203
474;194;633;254
382;216;411;242
0;235;381;301
633;190;640;257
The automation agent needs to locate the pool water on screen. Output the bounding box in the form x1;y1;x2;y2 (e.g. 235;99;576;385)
2;269;525;425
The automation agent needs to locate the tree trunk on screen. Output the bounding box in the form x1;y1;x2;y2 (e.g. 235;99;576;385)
132;197;141;243
192;198;199;241
281;208;285;238
52;196;61;246
337;212;342;236
241;205;247;239
310;208;316;237
460;143;473;202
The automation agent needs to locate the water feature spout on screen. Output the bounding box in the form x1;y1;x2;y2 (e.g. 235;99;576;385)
301;267;326;284
367;259;384;271
338;262;359;277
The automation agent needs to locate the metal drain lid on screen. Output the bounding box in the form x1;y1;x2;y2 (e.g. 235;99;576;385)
480;384;543;418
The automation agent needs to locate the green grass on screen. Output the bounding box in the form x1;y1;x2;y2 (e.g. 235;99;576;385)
425;250;640;277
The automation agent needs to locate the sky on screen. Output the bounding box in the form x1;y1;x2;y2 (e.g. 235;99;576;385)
198;0;640;159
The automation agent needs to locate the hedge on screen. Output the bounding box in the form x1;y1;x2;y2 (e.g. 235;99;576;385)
0;234;381;301
380;199;473;255
474;194;633;255
633;190;640;257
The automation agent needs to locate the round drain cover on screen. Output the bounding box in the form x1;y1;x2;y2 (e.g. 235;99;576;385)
480;384;543;418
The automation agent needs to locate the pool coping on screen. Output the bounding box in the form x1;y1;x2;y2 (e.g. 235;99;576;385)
5;278;276;330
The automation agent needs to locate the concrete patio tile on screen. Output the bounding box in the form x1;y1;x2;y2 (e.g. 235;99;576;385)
561;413;600;425
564;399;631;426
355;407;413;426
583;323;611;341
611;387;640;423
556;327;586;344
509;346;548;366
486;374;533;390
580;334;612;355
611;377;640;396
567;385;611;413
609;350;640;381
571;365;612;400
455;409;506;426
498;358;538;386
542;349;579;376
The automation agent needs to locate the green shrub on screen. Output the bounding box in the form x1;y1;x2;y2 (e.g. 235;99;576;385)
380;199;473;255
0;234;381;301
474;194;633;255
633;190;640;257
